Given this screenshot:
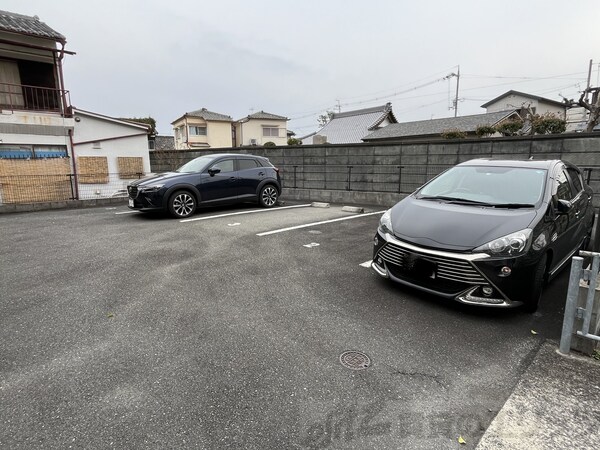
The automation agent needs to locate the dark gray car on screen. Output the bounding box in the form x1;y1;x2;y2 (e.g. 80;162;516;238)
372;159;594;312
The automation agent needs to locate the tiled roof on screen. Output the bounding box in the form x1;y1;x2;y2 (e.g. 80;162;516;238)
154;135;175;151
363;110;518;141
240;111;288;121
300;103;397;144
185;108;232;122
0;10;65;42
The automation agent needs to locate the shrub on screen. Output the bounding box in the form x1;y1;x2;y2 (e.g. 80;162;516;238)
440;128;467;139
496;118;524;136
532;113;566;135
263;141;276;147
287;138;302;146
475;125;496;137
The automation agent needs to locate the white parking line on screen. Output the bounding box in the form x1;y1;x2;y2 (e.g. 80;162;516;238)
180;204;312;223
115;210;140;215
257;211;385;236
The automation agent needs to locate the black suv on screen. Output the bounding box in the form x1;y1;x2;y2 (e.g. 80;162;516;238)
372;159;594;312
127;154;281;218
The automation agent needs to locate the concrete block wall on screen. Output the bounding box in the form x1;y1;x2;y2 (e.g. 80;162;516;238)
149;133;600;206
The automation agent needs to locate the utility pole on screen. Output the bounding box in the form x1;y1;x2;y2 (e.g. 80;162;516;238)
586;59;593;102
445;66;461;117
453;65;460;118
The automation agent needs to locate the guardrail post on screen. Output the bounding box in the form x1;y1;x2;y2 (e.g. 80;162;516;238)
559;256;585;354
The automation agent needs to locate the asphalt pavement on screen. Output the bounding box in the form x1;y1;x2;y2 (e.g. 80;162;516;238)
0;202;595;449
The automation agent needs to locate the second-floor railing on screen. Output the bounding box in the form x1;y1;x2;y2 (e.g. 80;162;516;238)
0;82;71;115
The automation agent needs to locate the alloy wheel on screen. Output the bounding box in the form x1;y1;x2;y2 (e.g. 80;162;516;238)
262;186;277;206
173;193;194;217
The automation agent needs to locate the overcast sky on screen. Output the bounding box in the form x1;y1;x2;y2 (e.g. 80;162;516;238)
4;0;600;135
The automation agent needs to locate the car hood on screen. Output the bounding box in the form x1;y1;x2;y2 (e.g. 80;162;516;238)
389;196;539;251
129;172;183;186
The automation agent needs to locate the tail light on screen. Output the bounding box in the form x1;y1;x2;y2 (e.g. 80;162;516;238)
274;167;280;174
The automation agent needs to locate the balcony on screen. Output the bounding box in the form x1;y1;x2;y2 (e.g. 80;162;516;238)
0;82;71;116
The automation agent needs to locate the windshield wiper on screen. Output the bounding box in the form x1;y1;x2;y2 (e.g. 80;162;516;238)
490;203;535;209
418;195;494;206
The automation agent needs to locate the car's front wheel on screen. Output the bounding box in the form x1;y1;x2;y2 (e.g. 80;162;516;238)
259;185;278;208
523;253;548;313
168;190;196;218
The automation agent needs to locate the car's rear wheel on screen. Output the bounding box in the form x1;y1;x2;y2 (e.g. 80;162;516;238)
523;253;548;313
259;185;278;208
168;190;196;218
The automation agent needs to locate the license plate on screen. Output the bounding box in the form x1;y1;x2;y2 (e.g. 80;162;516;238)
129;199;134;208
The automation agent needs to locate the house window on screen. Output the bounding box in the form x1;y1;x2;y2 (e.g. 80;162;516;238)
189;126;207;136
92;141;101;149
263;127;279;137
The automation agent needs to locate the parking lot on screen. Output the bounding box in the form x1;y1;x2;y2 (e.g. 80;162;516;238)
0;203;572;449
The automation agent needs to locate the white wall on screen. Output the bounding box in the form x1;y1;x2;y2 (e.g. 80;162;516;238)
72;112;151;198
486;94;565;118
237;119;288;146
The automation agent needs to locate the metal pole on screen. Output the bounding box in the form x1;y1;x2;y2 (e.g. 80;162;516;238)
582;254;600;335
559;256;584;354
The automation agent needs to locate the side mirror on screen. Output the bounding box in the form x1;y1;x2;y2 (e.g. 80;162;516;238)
556;199;572;214
208;168;221;177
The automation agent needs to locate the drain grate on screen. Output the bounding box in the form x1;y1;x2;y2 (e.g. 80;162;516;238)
339;351;371;370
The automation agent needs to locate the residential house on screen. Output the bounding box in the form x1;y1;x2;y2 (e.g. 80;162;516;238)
0;9;75;203
481;90;567;118
362;110;522;142
70;108;151;198
152;135;175;151
0;9;154;204
234;111;288;146
300;103;397;144
171;108;233;149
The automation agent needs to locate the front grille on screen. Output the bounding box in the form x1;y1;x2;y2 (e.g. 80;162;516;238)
378;241;486;286
128;186;139;199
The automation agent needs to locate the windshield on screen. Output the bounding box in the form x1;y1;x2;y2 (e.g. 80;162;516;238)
175;156;216;173
418;165;547;206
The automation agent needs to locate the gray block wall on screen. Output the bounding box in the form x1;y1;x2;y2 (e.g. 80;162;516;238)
150;133;600;206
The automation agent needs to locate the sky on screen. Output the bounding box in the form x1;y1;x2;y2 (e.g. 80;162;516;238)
4;0;600;136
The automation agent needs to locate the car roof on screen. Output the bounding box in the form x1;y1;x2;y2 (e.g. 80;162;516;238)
199;153;266;160
457;159;561;170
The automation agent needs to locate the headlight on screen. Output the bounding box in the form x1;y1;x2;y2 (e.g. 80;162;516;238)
139;184;164;192
378;209;393;235
474;229;532;257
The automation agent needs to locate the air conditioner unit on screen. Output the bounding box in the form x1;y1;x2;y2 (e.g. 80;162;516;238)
250;139;257;146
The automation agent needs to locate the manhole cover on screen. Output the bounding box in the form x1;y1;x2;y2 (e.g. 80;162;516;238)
340;351;371;370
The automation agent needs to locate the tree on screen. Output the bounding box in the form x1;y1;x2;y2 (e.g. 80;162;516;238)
119;116;158;135
531;112;566;134
576;87;600;132
317;111;334;128
287;137;302;146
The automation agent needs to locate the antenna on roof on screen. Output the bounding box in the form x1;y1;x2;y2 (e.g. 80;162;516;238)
335;99;341;114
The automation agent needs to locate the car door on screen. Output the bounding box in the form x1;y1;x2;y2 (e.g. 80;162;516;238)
236;157;265;200
550;165;581;269
199;158;239;204
565;165;592;245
